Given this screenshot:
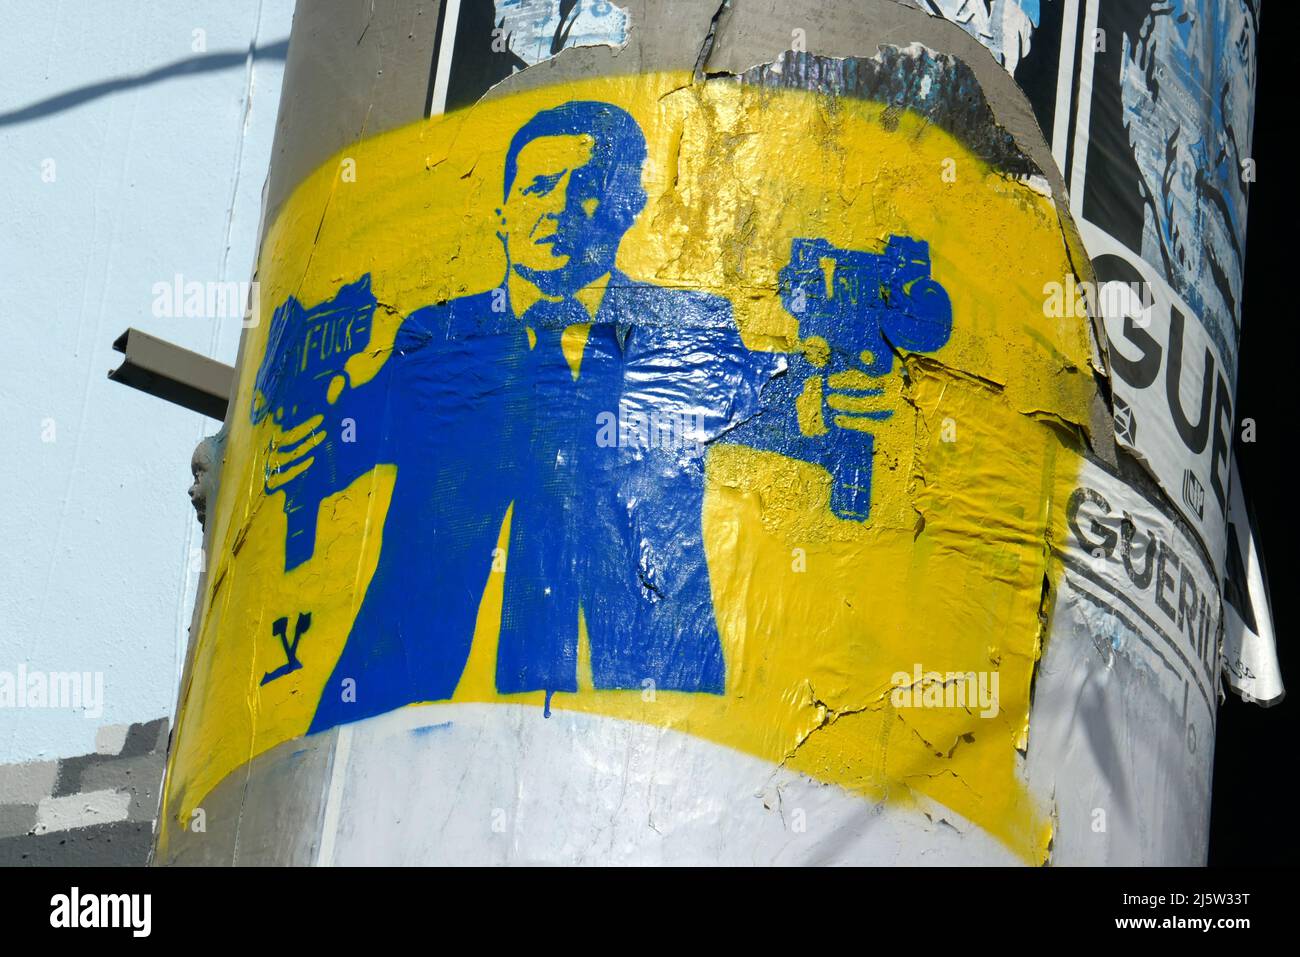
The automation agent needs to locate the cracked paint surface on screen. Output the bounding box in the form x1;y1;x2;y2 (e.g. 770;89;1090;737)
160;55;1100;864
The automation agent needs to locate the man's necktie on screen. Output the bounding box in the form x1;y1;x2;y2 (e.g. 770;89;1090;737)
497;295;592;693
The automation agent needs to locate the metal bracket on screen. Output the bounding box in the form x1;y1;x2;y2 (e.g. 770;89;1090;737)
109;328;234;421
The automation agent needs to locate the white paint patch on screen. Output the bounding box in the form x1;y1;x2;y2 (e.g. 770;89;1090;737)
1018;173;1053;198
94;724;130;756
34;789;131;834
314;723;353;867
317;703;1021;865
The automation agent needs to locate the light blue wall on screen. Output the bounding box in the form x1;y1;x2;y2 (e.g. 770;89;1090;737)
0;1;295;762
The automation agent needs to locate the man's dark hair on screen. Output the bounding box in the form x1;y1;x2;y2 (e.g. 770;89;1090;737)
503;100;648;229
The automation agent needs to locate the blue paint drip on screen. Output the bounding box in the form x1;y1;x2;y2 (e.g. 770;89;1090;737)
411;721;453;737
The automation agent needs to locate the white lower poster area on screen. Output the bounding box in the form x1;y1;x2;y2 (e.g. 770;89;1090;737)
313;704;1023;867
1027;457;1220;865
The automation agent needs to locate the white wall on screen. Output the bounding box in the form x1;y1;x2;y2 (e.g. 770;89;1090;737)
0;0;295;762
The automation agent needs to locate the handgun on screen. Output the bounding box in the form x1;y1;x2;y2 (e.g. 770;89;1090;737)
251;274;378;572
778;235;953;520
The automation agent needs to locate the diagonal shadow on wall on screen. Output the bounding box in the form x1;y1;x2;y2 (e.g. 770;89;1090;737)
0;40;290;128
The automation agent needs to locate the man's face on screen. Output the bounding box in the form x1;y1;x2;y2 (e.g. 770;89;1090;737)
500;134;606;284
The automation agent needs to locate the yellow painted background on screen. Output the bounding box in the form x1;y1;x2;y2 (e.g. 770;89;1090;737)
160;72;1097;863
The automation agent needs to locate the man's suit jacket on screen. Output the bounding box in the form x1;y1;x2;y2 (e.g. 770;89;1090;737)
309;271;784;733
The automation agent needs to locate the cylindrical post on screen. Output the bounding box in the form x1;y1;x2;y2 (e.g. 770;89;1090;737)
157;0;1273;866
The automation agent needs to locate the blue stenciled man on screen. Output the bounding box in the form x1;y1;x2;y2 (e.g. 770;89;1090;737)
255;100;952;733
